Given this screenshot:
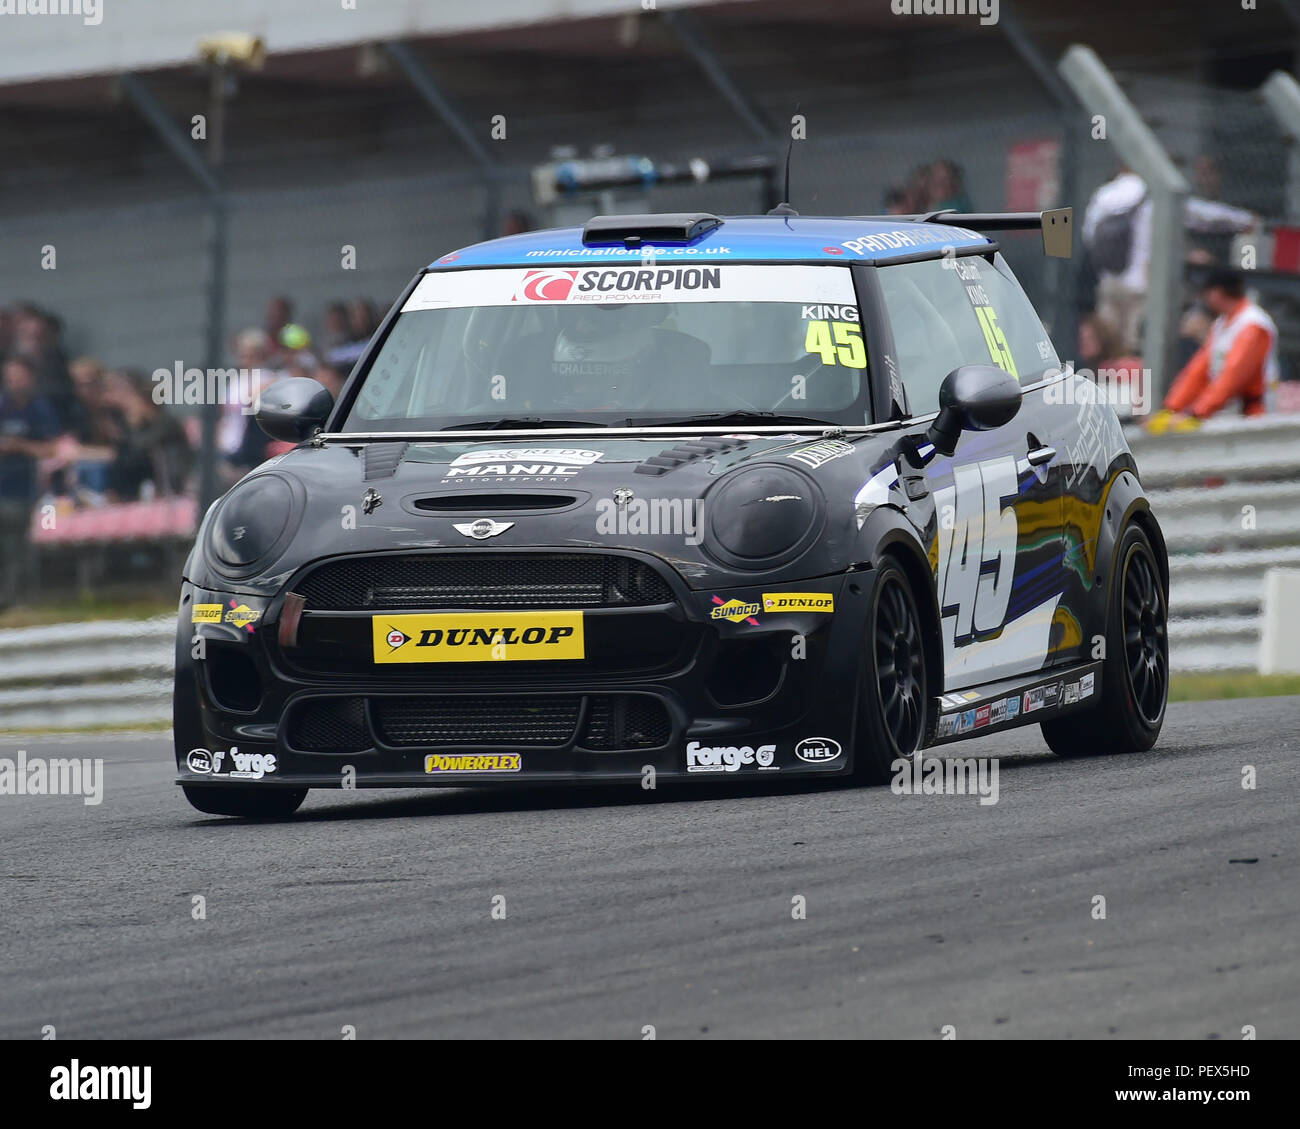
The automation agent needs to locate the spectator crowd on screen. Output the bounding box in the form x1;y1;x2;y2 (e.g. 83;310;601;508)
0;295;380;605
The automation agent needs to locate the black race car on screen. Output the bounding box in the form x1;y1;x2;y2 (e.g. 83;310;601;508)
174;208;1169;817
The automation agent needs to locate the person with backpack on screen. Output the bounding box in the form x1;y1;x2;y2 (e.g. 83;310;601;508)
1082;165;1255;353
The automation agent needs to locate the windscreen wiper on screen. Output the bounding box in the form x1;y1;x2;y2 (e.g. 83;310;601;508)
442;417;608;430
625;410;837;428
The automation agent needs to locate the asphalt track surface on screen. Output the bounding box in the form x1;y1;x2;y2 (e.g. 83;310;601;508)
1;696;1295;1039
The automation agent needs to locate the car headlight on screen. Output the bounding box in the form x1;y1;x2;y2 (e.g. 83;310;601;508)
705;466;824;569
206;472;304;580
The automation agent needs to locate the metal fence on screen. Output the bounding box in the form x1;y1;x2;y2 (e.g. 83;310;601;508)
4;415;1297;732
1133;414;1300;673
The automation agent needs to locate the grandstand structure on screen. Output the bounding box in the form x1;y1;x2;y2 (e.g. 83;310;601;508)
1;0;1296;371
1;0;1298;641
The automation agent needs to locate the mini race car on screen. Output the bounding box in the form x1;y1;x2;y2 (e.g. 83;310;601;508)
174;207;1169;817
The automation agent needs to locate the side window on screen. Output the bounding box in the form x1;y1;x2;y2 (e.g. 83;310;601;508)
976;254;1061;383
877;258;991;415
877;253;1059;416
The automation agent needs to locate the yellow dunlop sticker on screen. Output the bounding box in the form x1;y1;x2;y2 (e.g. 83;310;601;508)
762;592;834;613
373;611;584;663
191;604;223;623
425;754;521;774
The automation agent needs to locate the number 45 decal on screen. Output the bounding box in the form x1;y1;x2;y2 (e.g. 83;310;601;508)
934;455;1019;647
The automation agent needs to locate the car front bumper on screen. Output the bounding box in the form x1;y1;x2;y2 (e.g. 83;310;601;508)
174;548;877;789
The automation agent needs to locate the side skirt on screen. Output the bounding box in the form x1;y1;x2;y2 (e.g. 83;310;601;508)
927;660;1103;745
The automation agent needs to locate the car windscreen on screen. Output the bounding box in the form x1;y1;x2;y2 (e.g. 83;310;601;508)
338;264;871;430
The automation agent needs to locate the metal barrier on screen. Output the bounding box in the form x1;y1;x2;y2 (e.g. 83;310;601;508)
0;617;173;731
1133;413;1300;672
1;417;1295;732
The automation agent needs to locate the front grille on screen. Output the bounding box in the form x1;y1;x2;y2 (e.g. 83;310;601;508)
580;696;672;750
296;553;674;611
374;695;582;747
286;697;370;752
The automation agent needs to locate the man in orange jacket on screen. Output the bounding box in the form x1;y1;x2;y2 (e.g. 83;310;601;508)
1148;269;1278;432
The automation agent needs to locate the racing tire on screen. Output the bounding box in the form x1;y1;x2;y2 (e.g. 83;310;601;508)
183;785;308;818
853;558;928;784
1041;522;1167;757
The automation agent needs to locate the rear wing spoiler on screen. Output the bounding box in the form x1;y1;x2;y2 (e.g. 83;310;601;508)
851;207;1073;258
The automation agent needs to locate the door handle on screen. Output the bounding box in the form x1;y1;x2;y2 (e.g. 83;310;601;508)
1026;445;1056;467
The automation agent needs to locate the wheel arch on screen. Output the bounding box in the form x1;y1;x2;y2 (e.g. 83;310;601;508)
856;505;943;736
1096;470;1169;634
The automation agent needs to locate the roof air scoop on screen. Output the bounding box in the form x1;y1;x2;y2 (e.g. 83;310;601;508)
582;212;723;248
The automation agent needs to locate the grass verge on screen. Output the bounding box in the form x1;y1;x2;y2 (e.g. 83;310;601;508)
0;598;175;629
1170;671;1300;701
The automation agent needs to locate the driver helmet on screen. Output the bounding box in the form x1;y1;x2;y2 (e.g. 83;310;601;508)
551;304;669;404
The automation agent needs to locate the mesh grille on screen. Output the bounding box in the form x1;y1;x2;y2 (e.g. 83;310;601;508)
287;697;369;752
581;696;672;751
297;553;674;611
374;695;581;747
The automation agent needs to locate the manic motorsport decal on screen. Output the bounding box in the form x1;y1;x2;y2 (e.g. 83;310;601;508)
441;447;603;482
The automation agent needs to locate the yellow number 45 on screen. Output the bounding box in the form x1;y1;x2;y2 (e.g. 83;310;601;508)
975;306;1018;378
804;320;866;368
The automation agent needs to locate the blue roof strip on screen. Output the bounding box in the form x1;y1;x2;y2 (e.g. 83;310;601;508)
429;215;994;269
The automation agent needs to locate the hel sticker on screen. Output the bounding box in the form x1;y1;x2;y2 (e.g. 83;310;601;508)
795;737;842;763
425;754;521;774
762;592;834;613
373;612;584;663
192;604;223;623
803;320;866;368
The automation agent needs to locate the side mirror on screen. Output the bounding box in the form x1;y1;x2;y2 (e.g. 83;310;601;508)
255;377;334;443
926;364;1022;456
